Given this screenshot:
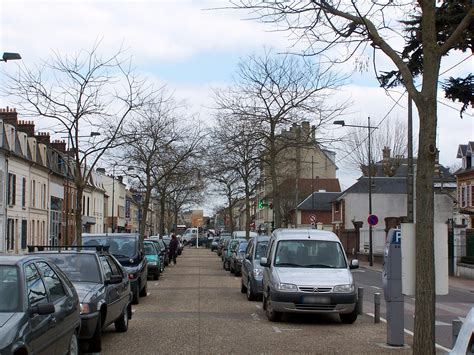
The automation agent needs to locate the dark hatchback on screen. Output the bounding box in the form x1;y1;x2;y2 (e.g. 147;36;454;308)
31;248;132;353
82;233;148;304
230;240;248;276
0;255;81;355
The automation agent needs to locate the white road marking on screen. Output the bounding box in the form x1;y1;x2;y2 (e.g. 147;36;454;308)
366;313;451;352
251;313;260;321
154;283;159;286
255;305;262;309
272;326;282;333
147;292;151;296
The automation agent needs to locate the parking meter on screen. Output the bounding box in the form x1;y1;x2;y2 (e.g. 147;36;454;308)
382;228;404;347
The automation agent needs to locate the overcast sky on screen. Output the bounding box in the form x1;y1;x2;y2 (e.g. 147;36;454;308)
1;0;472;212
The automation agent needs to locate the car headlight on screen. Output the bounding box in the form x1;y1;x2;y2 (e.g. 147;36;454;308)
252;269;263;278
80;303;91;314
277;283;298;291
333;284;355;293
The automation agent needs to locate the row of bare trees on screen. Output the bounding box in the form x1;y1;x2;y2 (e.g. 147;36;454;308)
4;42;204;244
208;51;348;237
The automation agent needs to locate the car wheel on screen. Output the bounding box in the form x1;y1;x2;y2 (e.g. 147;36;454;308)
139;280;148;297
88;314;102;352
67;332;79;355
240;279;247;293
230;263;235;274
114;304;129;332
225;261;230;271
265;294;282;322
247;280;255;301
339;306;358;324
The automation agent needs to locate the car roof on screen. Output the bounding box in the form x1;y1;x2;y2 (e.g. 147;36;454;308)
254;235;270;242
271;228;340;242
0;254;51;266
82;233;139;238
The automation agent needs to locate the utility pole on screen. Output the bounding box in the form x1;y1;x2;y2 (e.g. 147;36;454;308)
407;95;414;223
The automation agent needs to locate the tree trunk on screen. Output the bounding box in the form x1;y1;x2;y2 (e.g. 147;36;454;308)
412;89;438;355
245;183;251;240
269;155;281;228
227;191;234;234
160;193;166;237
74;180;85;246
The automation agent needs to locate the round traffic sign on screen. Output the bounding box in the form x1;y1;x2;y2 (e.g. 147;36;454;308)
367;214;378;226
310;215;317;223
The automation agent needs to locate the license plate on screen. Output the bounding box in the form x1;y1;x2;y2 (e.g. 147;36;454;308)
302;295;330;304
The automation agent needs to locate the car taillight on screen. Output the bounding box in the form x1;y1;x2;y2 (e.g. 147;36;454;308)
128;273;137;279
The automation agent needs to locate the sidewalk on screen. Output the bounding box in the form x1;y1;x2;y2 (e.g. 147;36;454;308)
358;259;474;290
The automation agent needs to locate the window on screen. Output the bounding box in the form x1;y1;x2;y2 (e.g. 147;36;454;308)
32;180;36;207
36;262;66;302
42;183;46;209
21;177;26;207
21;220;27;250
100;257;112;280
7;173;16;205
6;219;14;251
25;263;47;305
106;256;123;277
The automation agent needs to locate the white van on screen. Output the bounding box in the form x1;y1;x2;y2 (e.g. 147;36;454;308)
260;228;359;323
232;231;258;239
182;228;198;243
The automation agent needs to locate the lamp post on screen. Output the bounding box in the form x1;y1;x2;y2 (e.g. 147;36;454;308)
111;164;117;233
1;52;21;62
334;118;378;266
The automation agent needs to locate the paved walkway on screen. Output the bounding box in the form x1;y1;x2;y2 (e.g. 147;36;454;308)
102;248;416;354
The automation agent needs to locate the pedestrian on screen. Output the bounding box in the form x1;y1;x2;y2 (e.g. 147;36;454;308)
169;234;179;265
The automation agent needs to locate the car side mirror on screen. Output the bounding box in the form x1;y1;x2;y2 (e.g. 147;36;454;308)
30;302;55;316
349;259;359;269
260;257;270;267
105;275;123;285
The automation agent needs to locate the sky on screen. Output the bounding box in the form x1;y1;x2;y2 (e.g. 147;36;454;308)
1;0;473;213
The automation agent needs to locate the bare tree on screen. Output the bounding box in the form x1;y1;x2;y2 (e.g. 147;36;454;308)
214;51;347;228
231;1;473;351
212;113;261;239
4;42;153;246
341;117;413;175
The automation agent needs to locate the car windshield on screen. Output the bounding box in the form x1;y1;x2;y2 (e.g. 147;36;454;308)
40;254;101;283
144;243;156;255
162;239;171;246
274;240;347;268
255;241;268;260
83;236;138;258
0;266;20;312
238;243;248;252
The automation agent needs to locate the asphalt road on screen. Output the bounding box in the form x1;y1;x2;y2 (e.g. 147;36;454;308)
99;248;414;354
352;265;474;351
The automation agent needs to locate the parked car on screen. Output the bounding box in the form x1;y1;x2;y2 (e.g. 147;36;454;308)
30;246;132;352
217;234;231;256
232;231;258;239
144;241;161;280
187;236;208;247
147;238;166;272
230;240;248;276
222;239;245;271
260;229;359;323
240;235;270;300
211;237;220;252
0;254;81;354
82;233;148;305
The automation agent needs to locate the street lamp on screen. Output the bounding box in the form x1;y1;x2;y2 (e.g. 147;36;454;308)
1;52;21;62
334;118;378;266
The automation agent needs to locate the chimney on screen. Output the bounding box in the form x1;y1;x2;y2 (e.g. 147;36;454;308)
0;107;18;127
51;139;66;153
18;120;35;137
35;132;51;145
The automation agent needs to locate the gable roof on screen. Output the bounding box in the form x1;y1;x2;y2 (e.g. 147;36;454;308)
338;177;407;200
297;192;341;211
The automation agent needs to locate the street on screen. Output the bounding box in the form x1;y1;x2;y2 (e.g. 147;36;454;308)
353;265;474;351
100;248;414;354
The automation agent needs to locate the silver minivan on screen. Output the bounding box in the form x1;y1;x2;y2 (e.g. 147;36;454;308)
260;229;359;323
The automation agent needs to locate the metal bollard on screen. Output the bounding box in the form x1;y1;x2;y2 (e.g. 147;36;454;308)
452;319;463;348
374;293;381;324
357;287;364;315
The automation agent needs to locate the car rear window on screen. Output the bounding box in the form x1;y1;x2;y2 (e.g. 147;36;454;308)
83;236;138;258
39;254;101;283
255;241;268;260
